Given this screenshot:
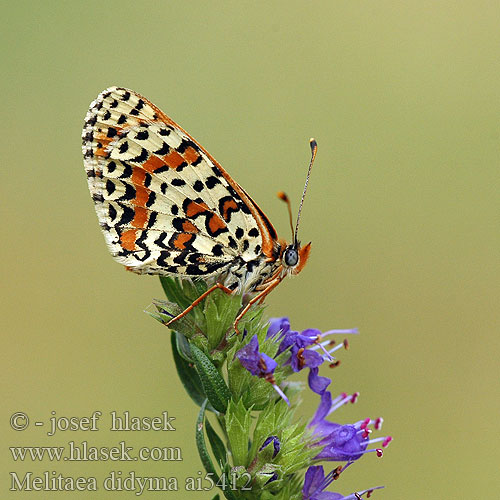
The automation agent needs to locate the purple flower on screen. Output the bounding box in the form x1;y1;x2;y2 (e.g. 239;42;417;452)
302;465;343;500
237;335;277;377
259;435;281;458
302;465;383;500
266;317;358;395
266;317;291;340
308;391;392;462
288;333;324;372
236;335;289;406
308;367;332;396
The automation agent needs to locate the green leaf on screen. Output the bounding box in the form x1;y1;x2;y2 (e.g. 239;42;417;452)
149;298;201;338
225;399;252;466
204;295;224;347
193;279;209;296
170;333;206;408
196;400;217;476
191;344;231;413
159;276;191;309
157;278;210;334
174;331;193;362
196;402;238;500
206;418;227;468
211;495;220;500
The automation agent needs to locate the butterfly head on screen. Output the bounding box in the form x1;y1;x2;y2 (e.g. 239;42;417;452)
282;241;312;275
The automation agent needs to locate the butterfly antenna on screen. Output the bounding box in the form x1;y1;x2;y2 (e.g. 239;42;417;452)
277;191;295;241
294;138;317;245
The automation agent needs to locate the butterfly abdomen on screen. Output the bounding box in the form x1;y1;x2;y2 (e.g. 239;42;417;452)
220;255;281;295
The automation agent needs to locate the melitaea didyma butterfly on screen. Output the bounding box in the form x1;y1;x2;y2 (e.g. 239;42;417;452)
82;87;317;332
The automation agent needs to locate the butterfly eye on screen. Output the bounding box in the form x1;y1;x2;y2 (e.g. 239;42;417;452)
283;247;299;267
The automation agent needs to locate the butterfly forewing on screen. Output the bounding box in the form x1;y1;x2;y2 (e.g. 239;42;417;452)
82;87;270;277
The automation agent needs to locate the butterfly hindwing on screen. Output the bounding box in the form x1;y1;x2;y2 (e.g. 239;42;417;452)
82;87;268;276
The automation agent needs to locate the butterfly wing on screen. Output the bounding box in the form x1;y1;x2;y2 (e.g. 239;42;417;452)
82;87;278;277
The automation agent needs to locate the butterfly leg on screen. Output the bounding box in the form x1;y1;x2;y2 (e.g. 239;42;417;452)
233;278;282;334
165;282;233;327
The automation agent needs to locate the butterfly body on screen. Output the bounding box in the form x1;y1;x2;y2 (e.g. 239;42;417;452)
82;87;312;327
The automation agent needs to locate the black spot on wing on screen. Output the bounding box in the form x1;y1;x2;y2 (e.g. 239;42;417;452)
154;232;169;249
176;138;198;154
228;236;237;250
157;250;171;267
105;180;116;196
147;211;157;228
205;176;221;189
187;253;201;264
212;244;223;257
119;182;136;201
83;130;94;142
159;127;172;136
117;204;135;225
152;165;170;174
193;180;204;192
154;142;170;155
175;161;189;172
185;264;204;275
135;130;149;140
133;249;152;262
205;261;228;274
146;191;156;207
108;204;117;221
173;251;188;265
119;161;133;179
130;147;149;163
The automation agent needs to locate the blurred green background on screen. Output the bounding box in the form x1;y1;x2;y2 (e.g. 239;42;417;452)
2;1;499;498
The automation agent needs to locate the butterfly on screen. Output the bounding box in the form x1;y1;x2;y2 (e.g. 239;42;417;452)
82;87;317;333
